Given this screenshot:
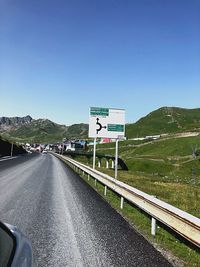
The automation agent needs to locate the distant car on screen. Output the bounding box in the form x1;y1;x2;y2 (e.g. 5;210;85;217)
42;150;47;154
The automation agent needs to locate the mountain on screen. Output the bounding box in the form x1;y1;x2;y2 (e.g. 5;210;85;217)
126;107;200;138
1;107;200;142
0;115;32;131
64;123;88;138
0;116;88;143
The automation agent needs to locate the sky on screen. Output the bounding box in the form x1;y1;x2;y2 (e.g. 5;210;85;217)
0;0;200;125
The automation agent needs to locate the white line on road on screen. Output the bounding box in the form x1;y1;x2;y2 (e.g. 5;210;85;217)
0;156;18;162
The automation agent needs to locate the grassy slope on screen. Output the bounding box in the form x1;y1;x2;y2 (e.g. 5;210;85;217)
126;107;200;138
94;135;200;218
65;123;88;138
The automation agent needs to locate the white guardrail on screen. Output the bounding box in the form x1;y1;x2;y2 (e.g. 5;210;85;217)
53;152;200;248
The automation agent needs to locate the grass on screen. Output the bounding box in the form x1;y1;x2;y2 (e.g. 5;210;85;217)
95;135;200;186
75;154;200;218
125;107;200;138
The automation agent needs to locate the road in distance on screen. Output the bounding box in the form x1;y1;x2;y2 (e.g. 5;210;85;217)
0;153;172;266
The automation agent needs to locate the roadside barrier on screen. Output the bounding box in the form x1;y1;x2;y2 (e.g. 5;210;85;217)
53;152;200;249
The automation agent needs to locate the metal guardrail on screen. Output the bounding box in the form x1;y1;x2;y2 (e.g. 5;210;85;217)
53;152;200;248
55;150;128;170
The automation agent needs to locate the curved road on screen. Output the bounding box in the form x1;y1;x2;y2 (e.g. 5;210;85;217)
0;153;172;267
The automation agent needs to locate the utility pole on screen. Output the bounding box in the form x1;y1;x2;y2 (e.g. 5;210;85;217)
11;143;14;157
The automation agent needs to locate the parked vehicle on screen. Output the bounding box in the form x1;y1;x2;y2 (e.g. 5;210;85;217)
64;142;83;152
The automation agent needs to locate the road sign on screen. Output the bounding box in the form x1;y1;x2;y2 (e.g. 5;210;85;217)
89;107;125;138
90;107;109;116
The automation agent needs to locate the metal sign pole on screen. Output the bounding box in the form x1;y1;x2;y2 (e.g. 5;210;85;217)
115;138;119;179
93;138;97;169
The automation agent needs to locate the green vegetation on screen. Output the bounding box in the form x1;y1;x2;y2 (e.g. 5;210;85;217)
96;135;200;190
126;107;200;138
1;119;88;143
1;106;200;143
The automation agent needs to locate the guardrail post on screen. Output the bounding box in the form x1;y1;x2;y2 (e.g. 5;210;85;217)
120;197;124;209
151;217;156;237
82;170;85;176
95;179;97;187
112;160;115;169
106;160;109;169
104;186;107;196
98;159;101;168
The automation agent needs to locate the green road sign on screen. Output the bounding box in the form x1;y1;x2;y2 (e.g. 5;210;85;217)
107;124;124;132
90;107;109;116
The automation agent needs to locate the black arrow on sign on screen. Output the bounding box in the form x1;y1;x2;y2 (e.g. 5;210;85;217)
96;118;107;134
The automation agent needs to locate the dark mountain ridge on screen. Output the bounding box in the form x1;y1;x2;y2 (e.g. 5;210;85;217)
0;115;88;143
0;115;32;129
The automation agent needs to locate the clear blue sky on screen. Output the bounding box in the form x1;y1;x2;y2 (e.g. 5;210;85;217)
0;0;200;125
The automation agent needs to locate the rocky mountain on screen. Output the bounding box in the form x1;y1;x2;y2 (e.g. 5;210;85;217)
0;116;88;143
0;115;32;131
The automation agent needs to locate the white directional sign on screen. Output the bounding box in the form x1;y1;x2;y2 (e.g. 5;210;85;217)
89;107;125;138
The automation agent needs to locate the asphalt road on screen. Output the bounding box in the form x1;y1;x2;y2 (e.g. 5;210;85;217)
0;153;172;267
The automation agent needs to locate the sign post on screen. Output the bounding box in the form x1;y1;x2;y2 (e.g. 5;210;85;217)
89;107;125;177
93;138;96;169
115;138;119;179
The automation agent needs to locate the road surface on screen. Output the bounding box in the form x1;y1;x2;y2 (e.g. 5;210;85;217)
0;153;172;266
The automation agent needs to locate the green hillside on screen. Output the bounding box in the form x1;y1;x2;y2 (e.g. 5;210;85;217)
91;135;200;219
97;135;200;181
1;106;200;143
2;119;88;143
65;123;88;138
126;107;200;138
